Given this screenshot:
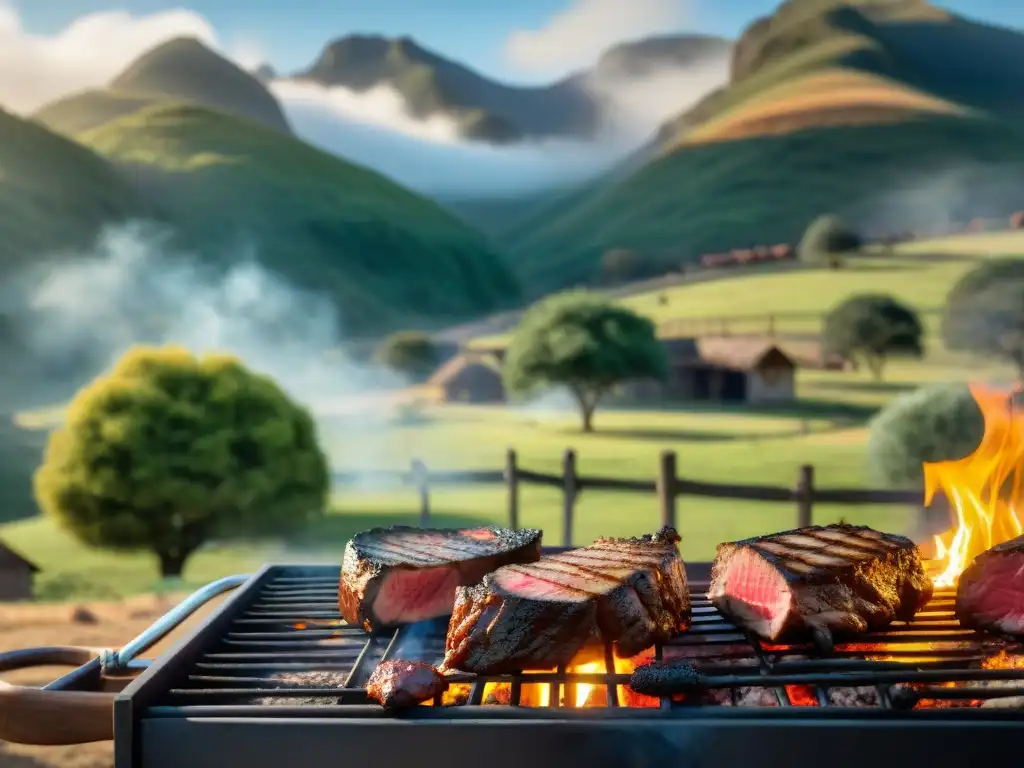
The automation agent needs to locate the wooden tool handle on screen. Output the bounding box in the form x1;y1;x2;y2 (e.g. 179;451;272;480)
0;646;115;745
0;680;115;744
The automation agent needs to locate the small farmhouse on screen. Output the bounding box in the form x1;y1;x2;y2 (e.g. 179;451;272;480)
622;336;797;405
426;353;505;403
0;539;38;601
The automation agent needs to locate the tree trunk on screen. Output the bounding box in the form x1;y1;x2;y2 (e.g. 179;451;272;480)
866;355;885;381
156;548;190;579
581;404;594;433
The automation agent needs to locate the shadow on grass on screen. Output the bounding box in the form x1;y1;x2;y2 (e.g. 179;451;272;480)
603;398;879;422
809;380;919;395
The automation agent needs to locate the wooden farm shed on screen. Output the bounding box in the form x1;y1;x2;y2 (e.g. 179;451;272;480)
0;539;38;601
621;336;797;405
426;353;505;403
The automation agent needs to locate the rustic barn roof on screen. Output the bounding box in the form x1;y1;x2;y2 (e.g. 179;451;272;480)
0;539;39;573
426;352;501;387
695;337;794;370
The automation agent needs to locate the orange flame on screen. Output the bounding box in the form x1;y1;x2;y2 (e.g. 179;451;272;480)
923;383;1024;587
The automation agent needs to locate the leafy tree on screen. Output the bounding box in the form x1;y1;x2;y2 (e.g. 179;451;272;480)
798;215;862;269
34;346;329;578
374;331;441;382
867;383;983;489
503;291;668;432
941;257;1024;375
822;293;924;379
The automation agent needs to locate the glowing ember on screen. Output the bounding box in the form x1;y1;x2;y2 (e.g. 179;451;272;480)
923;383;1024;587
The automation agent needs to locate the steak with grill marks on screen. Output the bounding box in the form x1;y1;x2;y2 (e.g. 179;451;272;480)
956;535;1024;636
442;527;689;674
707;524;932;650
366;660;449;710
339;526;542;632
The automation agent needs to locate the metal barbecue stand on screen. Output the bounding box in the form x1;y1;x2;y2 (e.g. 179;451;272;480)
11;558;1024;768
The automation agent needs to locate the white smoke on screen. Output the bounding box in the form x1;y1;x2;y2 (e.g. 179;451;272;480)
18;222;410;471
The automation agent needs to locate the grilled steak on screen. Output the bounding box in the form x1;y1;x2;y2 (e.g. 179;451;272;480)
366;660;448;710
443;527;690;674
708;524;933;650
340;526;542;632
956;535;1024;636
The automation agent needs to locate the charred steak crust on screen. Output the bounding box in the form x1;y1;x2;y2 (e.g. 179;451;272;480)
708;524;933;648
366;660;449;710
955;534;1024;636
443;527;690;674
339;525;543;632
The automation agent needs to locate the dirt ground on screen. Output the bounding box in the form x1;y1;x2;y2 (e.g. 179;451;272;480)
0;593;228;768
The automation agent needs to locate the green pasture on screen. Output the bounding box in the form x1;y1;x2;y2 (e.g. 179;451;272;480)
5;351;1012;601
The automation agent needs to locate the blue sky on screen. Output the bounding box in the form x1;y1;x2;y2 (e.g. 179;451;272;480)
19;0;1024;82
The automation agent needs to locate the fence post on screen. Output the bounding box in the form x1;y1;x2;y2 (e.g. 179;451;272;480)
562;449;578;547
505;448;520;530
656;450;678;530
411;459;430;526
796;464;814;528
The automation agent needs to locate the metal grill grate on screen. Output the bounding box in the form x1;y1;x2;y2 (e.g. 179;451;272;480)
154;564;1024;713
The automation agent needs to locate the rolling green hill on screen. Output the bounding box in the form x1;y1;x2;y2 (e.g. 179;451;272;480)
0;108;148;270
33;37;292;136
77;102;520;333
501;0;1024;294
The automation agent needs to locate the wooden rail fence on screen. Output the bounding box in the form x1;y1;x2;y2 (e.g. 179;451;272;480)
332;449;923;546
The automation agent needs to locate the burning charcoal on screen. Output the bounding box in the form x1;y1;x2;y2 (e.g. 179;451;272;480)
367;660;449;710
827;687;881;707
730;687;780;707
628;660;700;697
257;671;349;707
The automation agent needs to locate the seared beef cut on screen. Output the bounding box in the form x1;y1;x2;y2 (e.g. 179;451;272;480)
366;660;448;710
708;524;932;649
340;526;542;632
443;527;690;674
956;535;1024;636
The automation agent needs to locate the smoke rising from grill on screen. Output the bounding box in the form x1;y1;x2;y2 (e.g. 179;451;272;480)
8;222;409;476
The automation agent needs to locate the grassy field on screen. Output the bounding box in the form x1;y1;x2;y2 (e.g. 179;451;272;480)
2;348;1011;601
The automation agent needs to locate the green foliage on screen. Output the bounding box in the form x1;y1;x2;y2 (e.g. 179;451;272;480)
941;257;1024;373
76;103;519;335
374;331;441;381
503;291;668;432
798;215;862;268
33;345;329;577
822;293;923;378
866;382;983;489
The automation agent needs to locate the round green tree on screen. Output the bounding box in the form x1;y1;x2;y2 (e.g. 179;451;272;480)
822;293;924;379
866;383;983;489
503;291;668;432
941;257;1024;375
798;215;862;269
374;331;441;382
34;346;330;578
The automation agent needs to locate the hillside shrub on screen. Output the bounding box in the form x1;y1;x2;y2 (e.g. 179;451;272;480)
503;291;668;432
798;215;862;269
822;294;924;379
374;331;441;382
33;345;329;578
866;383;983;489
941;257;1024;374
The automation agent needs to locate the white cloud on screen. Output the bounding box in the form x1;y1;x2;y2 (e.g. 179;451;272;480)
0;2;254;114
506;0;690;75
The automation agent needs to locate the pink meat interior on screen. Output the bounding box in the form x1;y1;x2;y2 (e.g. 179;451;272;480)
494;567;590;602
959;554;1024;634
716;547;792;639
374;566;462;624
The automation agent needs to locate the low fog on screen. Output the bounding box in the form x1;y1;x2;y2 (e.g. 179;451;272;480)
7;223;412;472
269;53;730;197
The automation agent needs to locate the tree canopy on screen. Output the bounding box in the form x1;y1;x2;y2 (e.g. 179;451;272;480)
34;345;329;578
821;293;924;378
941;257;1024;374
503;291;667;432
798;214;862;268
374;330;442;382
866;383;984;489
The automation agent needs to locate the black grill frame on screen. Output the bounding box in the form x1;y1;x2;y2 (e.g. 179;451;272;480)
112;561;1024;768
